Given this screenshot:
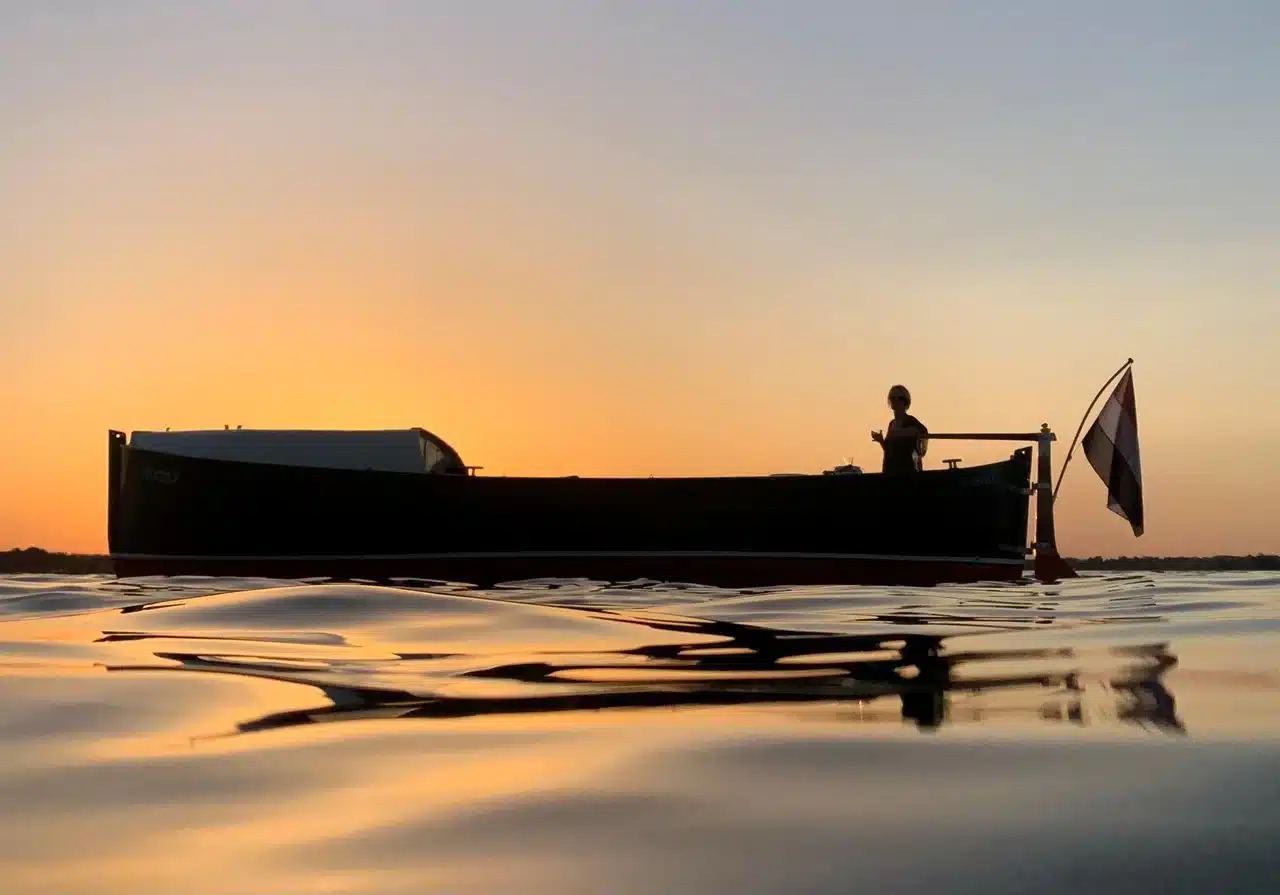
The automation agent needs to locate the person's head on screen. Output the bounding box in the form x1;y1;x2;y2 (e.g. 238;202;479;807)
887;384;912;414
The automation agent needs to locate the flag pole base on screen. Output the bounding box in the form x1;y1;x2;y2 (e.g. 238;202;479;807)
1033;547;1077;582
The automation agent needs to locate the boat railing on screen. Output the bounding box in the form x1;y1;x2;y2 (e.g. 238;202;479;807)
921;429;1050;443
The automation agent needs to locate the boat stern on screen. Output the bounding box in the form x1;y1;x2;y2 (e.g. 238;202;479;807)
107;430;128;560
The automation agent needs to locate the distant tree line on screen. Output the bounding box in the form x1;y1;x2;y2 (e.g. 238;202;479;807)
0;548;114;574
1065;554;1280;572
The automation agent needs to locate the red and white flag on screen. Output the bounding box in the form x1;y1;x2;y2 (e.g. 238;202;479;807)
1082;367;1144;536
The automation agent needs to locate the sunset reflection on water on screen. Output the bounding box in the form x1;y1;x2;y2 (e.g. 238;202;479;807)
1;573;1278;893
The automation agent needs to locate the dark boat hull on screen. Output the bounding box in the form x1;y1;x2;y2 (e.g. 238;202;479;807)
107;433;1034;587
110;552;1025;587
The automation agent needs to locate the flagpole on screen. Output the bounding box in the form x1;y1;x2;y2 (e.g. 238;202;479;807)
1052;357;1134;502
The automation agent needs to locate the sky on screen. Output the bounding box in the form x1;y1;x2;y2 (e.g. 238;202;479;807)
1;1;1277;556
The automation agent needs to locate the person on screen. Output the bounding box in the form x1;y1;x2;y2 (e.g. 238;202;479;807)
871;384;928;474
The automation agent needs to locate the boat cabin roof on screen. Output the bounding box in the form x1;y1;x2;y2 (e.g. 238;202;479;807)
128;427;467;474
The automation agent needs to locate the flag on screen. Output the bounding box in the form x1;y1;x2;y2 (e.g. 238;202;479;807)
1081;367;1144;536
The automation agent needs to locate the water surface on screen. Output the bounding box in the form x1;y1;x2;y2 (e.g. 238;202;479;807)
1;571;1278;893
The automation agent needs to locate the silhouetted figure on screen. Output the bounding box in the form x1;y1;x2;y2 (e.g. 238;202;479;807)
872;384;928;474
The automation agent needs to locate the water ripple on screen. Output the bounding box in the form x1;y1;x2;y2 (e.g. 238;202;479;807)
1;571;1278;893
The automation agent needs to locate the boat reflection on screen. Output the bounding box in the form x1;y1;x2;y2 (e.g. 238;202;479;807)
101;610;1184;738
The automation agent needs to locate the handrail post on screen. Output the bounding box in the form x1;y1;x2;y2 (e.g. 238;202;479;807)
1032;423;1077;581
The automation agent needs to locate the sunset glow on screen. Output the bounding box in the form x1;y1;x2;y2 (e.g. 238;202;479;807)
3;3;1277;557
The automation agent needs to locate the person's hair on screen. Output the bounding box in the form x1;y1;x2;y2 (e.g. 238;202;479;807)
888;385;911;408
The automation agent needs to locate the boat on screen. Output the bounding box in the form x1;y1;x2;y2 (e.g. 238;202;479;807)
106;423;1076;586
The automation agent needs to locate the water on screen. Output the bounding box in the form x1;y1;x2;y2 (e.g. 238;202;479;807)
1;572;1278;894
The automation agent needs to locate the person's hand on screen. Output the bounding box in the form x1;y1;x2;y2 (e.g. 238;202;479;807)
871;430;884;444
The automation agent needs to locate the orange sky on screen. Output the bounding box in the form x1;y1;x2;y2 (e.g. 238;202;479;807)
2;4;1277;557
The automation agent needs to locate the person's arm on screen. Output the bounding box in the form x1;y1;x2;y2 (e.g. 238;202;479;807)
909;419;929;456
